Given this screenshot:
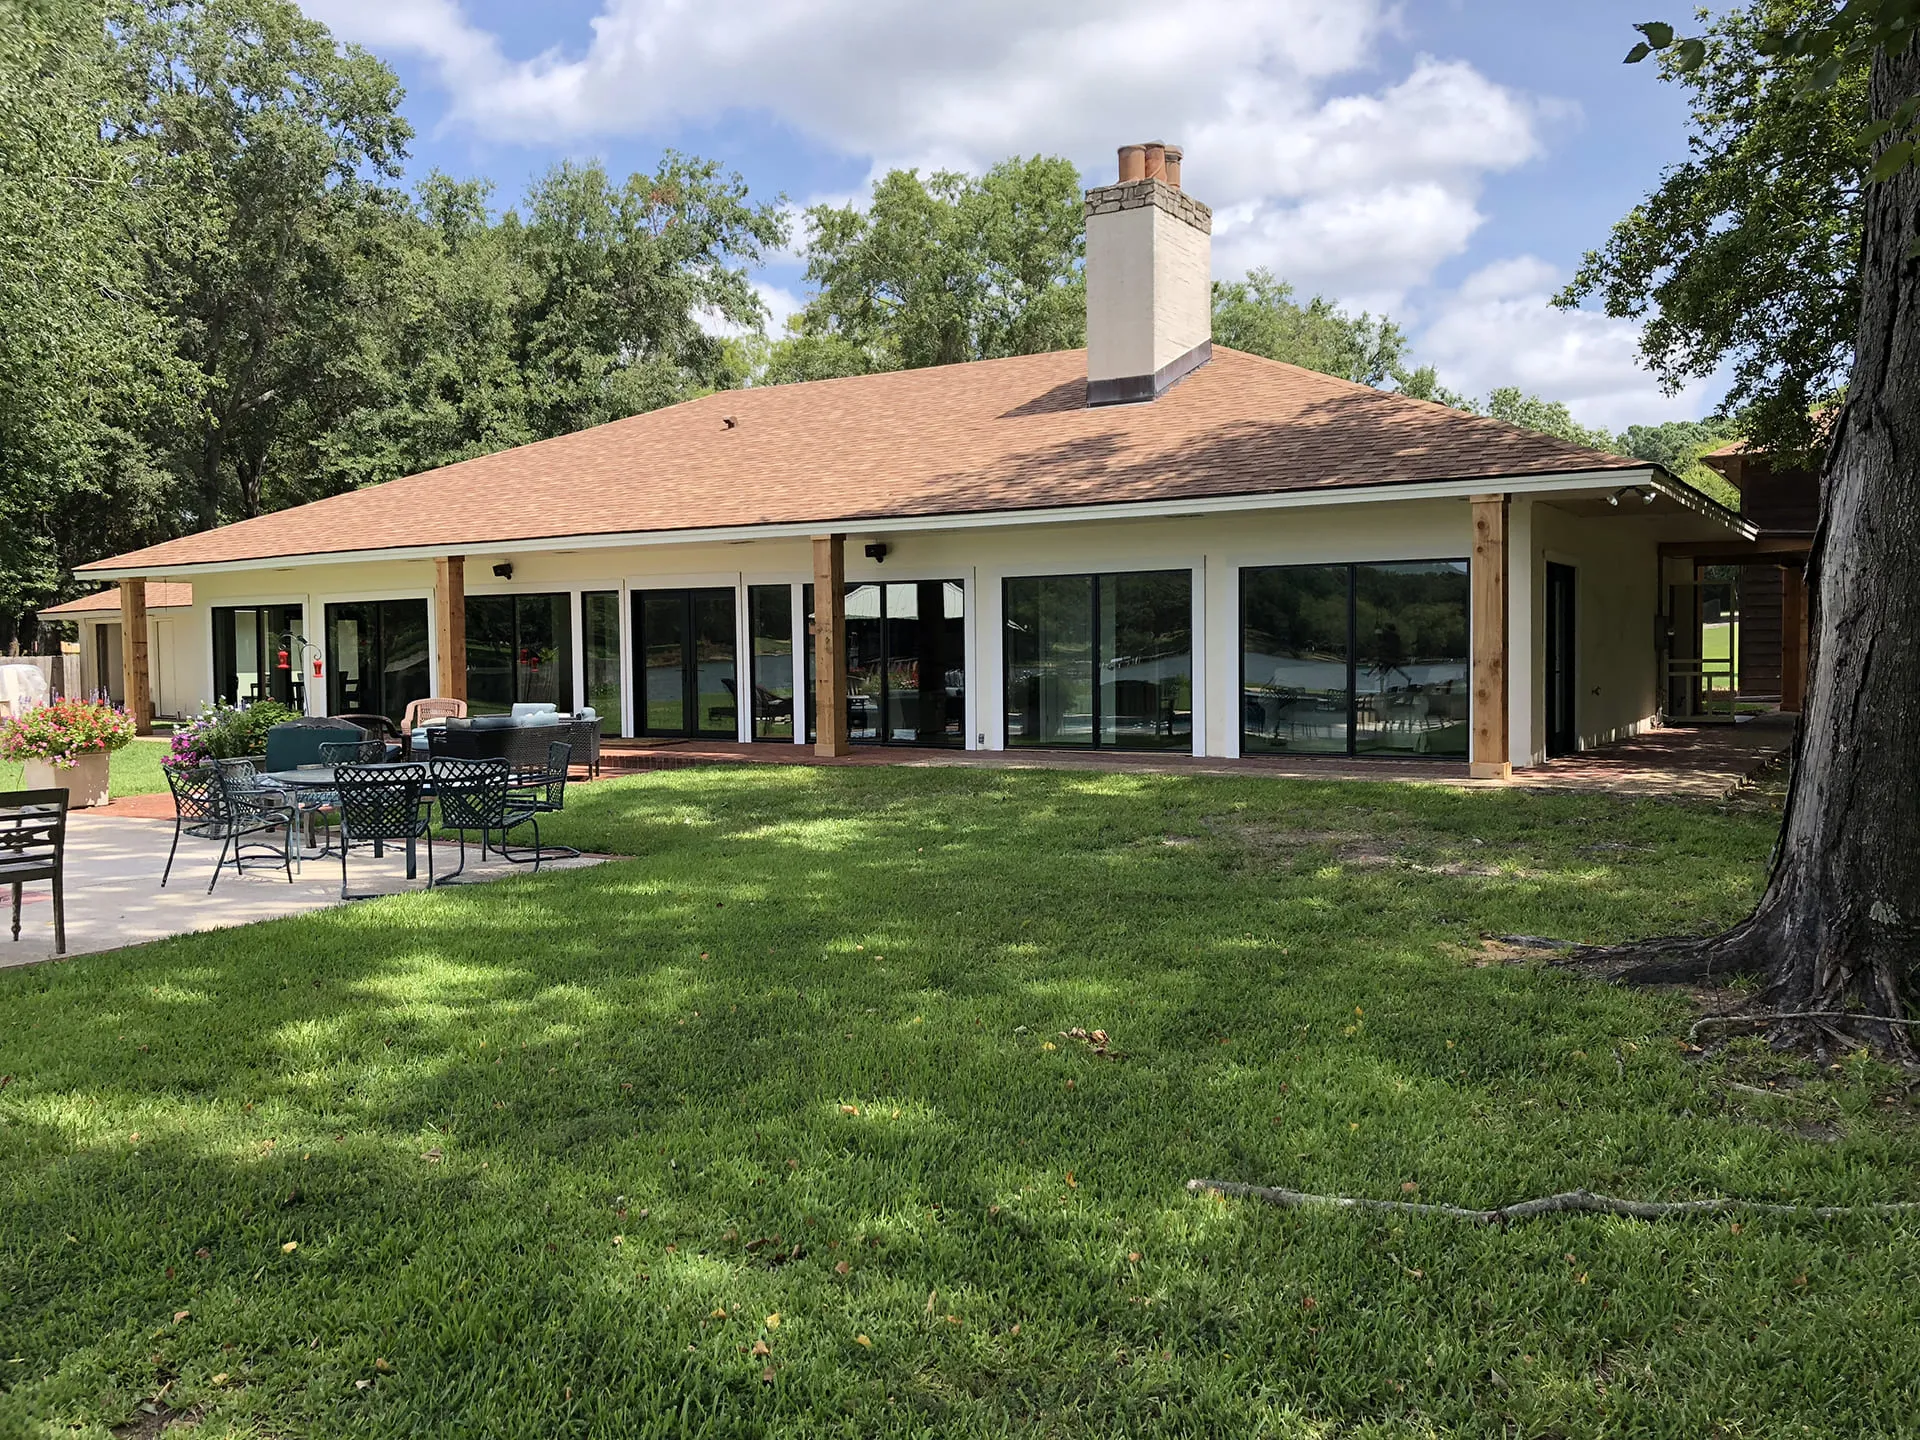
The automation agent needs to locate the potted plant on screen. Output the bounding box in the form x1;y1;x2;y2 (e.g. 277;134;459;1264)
165;700;300;773
0;697;137;807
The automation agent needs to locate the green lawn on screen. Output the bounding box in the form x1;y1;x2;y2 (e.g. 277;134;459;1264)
3;767;1916;1437
0;737;171;797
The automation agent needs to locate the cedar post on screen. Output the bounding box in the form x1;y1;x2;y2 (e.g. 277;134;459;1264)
1469;495;1511;780
1780;563;1807;713
812;534;850;756
435;555;467;702
119;578;153;734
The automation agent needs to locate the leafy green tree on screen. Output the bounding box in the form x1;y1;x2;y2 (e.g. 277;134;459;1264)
321;157;785;488
1557;1;1869;455
769;156;1084;379
0;0;174;650
1210;269;1409;387
1580;1;1920;1053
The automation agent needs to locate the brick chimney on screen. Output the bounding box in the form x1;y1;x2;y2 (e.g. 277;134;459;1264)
1084;141;1212;405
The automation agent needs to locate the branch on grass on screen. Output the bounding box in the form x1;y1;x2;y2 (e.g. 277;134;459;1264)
1185;1179;1920;1223
1688;1010;1920;1043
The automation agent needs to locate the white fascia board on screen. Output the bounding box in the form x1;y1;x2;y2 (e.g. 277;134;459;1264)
77;466;1751;579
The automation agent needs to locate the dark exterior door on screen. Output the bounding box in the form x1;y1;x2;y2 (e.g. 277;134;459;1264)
1545;563;1577;758
631;588;737;738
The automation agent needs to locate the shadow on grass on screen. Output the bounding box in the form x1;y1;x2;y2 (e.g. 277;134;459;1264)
3;767;1914;1437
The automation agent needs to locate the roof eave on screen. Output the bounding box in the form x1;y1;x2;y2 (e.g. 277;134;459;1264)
74;463;1751;579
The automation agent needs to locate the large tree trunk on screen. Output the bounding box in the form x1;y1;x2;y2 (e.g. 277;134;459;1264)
1617;36;1920;1059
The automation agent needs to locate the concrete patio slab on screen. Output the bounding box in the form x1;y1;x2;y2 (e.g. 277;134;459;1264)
2;816;607;968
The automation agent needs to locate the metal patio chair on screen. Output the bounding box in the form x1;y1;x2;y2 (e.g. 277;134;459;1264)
1;789;68;955
430;756;543;881
333;762;433;899
503;740;575;863
206;764;298;893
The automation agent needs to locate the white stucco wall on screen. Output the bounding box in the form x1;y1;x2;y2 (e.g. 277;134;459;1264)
147;491;1718;765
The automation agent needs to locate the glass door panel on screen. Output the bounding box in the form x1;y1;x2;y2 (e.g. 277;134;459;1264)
465;596;515;714
748;585;795;741
515;593;572;711
1098;571;1192;749
690;589;738;738
638;591;688;734
1354;562;1468;756
845;583;883;742
582;591;622;735
1240;566;1350;754
1005;575;1095;746
377;600;431;724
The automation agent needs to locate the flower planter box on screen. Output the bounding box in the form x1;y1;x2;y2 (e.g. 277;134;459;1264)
22;749;110;808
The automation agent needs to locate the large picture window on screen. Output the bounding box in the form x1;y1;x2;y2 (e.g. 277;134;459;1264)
465;592;574;715
1004;570;1192;749
325;599;430;723
1240;561;1469;757
212;604;305;708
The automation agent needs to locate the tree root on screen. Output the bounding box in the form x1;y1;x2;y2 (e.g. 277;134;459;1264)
1185;1179;1920;1223
1689;1010;1920;1043
1554;926;1767;986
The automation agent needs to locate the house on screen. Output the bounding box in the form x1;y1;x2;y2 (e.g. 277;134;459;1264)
73;142;1758;776
35;582;195;716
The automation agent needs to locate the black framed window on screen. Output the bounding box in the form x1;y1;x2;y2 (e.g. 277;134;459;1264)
804;581;965;746
1004;570;1191;749
632;587;737;738
748;585;797;741
582;591;622;735
1240;561;1469;758
324;599;430;723
212;604;305;708
465;592;574;715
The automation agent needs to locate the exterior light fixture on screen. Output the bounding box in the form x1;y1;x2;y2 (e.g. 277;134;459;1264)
1608;486;1656;507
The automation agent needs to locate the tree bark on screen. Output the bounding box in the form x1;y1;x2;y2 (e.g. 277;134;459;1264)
1611;36;1920;1060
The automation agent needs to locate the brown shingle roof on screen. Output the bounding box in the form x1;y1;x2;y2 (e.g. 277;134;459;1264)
39;582;194;615
77;348;1646;575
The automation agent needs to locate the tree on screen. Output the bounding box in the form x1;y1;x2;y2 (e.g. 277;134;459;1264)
1210;269;1409;387
768;156;1084;380
1586;3;1920;1056
1558;2;1869;456
321;157;785;488
0;0;175;651
107;0;415;525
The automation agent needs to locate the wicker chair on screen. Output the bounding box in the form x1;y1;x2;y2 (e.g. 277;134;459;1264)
430;756;543;880
333;762;433;899
568;716;602;779
402;697;468;758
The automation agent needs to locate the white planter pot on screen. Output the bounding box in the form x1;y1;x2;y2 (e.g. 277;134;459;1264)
21;749;111;808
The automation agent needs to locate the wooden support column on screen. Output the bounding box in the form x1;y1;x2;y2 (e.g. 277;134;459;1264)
812;534;851;757
1780;563;1807;713
435;555;467;702
1469;495;1510;780
118;578;153;734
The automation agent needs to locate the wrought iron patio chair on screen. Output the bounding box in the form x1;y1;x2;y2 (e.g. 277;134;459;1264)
1;788;67;955
319;739;389;764
160;762;219;888
503;740;575;863
206;764;297;893
333;762;433;899
430;756;543;880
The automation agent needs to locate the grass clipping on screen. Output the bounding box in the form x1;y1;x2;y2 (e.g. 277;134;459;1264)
1187;1179;1920;1224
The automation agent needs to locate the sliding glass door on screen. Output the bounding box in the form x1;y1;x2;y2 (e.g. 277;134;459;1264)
324;600;430;723
1004;570;1191;749
1241;561;1469;757
465;592;574;714
212;604;305;708
632;588;738;737
804;580;966;746
748;585;797;741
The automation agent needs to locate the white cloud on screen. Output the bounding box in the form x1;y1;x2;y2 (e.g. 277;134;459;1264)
304;0;1547;302
1415;256;1716;431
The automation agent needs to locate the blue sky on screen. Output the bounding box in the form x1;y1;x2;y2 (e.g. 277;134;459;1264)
302;0;1720;430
